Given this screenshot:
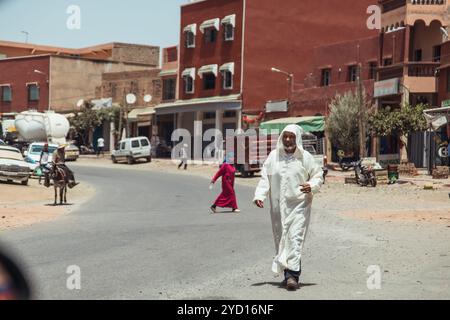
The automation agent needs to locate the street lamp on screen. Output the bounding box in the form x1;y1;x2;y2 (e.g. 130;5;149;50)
21;31;29;43
271;67;294;100
34;69;51;111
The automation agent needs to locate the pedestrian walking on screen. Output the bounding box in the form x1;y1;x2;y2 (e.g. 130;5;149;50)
210;155;240;214
253;124;324;291
178;144;189;170
97;137;105;157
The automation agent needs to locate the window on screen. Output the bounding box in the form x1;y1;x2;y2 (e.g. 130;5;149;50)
121;142;126;150
224;23;234;41
28;83;39;101
131;140;140;148
224;111;236;118
433;45;441;62
203;73;216;90
204;112;215;119
184;76;194;94
185;31;195;48
369;62;378;80
383;58;392;66
163;78;176;100
222;70;233;89
140;139;149;147
414;49;422;62
348;65;358;82
1;86;12;102
321;69;331;86
204;28;217;43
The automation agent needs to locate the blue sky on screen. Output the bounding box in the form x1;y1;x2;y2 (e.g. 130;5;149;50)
0;0;187;49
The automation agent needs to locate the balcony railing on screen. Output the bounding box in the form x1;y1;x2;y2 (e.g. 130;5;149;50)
380;0;445;13
377;61;440;80
407;62;440;77
410;0;445;5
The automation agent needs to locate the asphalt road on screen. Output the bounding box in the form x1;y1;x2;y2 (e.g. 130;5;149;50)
2;165;449;300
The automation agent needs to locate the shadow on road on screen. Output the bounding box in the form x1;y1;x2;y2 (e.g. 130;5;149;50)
251;281;317;289
44;203;75;207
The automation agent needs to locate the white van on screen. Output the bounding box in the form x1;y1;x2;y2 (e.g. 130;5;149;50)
111;137;152;164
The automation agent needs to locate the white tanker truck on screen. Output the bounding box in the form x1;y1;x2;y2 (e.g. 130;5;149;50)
14;110;70;145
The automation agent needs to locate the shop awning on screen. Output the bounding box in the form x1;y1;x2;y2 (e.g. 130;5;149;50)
183;23;197;35
219;62;235;75
221;14;236;27
128;107;155;121
182;67;196;79
158;69;177;77
200;18;220;33
198;64;218;78
154;94;241;115
259;116;325;133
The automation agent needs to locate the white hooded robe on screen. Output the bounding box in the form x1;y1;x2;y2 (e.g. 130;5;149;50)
253;124;324;274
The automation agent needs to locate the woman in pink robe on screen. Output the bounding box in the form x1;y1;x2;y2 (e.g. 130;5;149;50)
210;161;240;213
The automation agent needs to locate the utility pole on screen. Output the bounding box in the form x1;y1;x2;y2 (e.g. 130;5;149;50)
356;44;367;159
118;88;124;141
357;63;366;158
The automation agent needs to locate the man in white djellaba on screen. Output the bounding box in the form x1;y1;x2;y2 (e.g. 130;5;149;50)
253;124;324;291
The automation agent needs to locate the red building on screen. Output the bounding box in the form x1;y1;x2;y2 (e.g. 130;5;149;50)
0;42;160;115
0;55;50;114
154;0;377;136
287;0;450;166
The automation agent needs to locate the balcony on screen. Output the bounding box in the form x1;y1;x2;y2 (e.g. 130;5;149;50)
381;0;448;32
377;61;439;93
406;61;440;77
378;61;440;80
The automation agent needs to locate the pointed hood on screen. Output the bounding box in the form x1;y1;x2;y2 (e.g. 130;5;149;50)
277;124;305;158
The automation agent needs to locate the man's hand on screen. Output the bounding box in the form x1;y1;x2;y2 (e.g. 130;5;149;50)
300;184;312;194
254;200;264;208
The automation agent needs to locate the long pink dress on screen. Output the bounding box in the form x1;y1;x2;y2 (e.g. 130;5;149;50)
212;163;238;210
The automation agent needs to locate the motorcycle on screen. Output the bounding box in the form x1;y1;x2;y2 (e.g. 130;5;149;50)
337;150;357;171
354;160;377;187
339;157;356;171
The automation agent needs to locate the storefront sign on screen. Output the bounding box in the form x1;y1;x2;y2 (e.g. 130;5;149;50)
441;99;450;108
374;78;399;98
265;100;288;113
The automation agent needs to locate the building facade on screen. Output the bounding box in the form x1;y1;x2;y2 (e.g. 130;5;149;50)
153;0;377;155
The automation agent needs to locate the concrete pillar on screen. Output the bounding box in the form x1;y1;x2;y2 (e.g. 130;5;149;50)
193;111;203;164
177;113;183;129
110;121;115;151
215;110;224;162
236;109;242;132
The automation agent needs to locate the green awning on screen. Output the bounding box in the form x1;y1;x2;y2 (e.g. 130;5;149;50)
260;116;325;133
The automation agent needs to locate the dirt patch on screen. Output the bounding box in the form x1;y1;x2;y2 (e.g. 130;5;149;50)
0;178;95;231
342;209;450;224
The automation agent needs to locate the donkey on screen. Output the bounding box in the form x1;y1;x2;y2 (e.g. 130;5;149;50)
49;164;68;205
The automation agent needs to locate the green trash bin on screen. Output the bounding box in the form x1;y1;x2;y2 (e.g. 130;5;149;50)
387;165;399;183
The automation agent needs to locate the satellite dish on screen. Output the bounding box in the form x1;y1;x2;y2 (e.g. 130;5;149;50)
144;94;152;103
126;93;137;104
76;99;84;108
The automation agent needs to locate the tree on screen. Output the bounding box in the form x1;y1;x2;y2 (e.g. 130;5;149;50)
69;103;121;146
326;90;373;157
369;103;428;162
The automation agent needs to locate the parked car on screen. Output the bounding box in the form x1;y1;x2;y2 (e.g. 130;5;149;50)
65;143;80;161
0;145;32;185
0;139;5;145
23;142;58;171
111;137;152;164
